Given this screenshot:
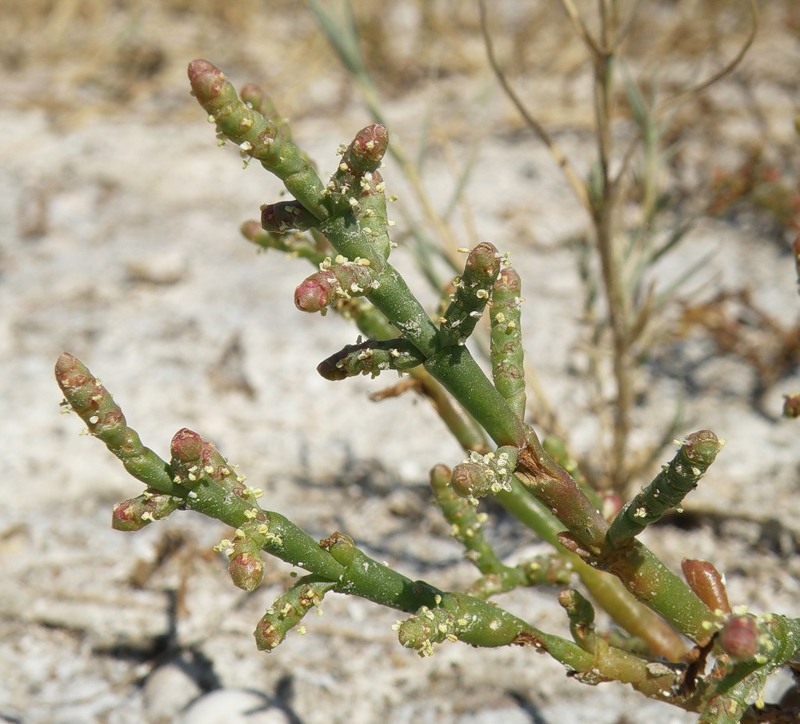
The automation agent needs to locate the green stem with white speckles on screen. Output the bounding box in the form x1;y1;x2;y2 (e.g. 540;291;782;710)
55;352;178;495
490;266;527;419
605;431;722;549
188;59;329;221
255;577;337;651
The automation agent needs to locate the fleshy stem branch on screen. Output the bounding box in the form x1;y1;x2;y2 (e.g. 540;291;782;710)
56;351;697;697
189;58;720;650
515;429;717;645
188;59;525;448
60;349;800;711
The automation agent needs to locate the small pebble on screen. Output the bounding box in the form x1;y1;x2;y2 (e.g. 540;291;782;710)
126;252;186;285
143;662;202;719
180;689;290;724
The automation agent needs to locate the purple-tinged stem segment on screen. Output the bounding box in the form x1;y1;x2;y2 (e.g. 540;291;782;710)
516;427;610;553
112;492;181;531
338;124;389;176
228;538;266;592
718;615;759;660
317;338;424;380
542;435;603;512
261;200;318;234
682;559;731;615
294;259;379;314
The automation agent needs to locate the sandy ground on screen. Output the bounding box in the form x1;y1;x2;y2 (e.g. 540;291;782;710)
1;3;799;723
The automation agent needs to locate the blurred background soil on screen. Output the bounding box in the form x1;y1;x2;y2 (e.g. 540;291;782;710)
1;2;799;722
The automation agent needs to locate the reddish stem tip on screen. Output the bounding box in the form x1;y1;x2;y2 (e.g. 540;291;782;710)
294;278;330;312
187;59;225;100
495;267;522;292
55;352;90;390
353;124;388;160
171;428;204;462
719;615;759;660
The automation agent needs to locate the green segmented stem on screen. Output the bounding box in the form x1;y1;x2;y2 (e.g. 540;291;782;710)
394;588;682;699
319;125;391;264
497;478;687;661
317;338;424;380
184;61;766;684
190;65;525;446
469;554;573;599
424;345;526;447
55;356;341;577
559;589;598;652
430;467;576;599
490;266;526;419
55;352;178;495
56;352;690;689
438;242;501;347
323;534;590;665
325;235;440;354
605;430;722;549
324;532;440;610
396;592;531;653
598;540;715;645
318;531;677;694
188;59;329;220
254;577;336;651
429;464;508;583
515;429;714;648
169;428;345;581
354;170;391;260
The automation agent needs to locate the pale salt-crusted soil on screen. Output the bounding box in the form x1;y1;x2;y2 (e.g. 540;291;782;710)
1;4;799;723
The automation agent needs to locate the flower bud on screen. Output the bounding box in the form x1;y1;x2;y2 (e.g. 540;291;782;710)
228;541;265;592
719;615;759;660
